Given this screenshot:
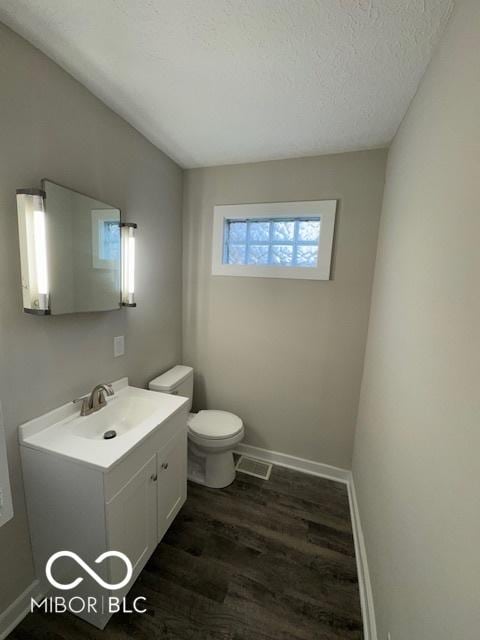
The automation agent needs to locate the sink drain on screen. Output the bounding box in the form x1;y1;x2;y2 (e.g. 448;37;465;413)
103;430;117;440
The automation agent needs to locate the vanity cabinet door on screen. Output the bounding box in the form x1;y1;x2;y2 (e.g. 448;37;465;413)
157;431;187;541
106;454;157;583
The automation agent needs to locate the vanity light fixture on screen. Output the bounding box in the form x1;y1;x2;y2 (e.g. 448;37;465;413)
16;189;50;315
121;222;137;307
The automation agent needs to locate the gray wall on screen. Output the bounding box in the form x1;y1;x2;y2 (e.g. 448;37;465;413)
0;23;183;613
183;151;386;469
352;2;480;638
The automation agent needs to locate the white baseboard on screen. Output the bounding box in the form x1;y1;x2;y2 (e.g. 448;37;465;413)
0;579;44;640
347;474;377;640
234;443;376;640
234;443;350;484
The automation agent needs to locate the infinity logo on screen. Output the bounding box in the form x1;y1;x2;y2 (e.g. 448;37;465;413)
46;551;133;591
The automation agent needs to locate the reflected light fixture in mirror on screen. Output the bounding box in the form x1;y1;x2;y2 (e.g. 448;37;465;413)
16;188;50;315
121;222;137;307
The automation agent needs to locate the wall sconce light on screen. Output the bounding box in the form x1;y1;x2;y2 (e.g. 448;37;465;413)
16;189;50;315
121;222;137;307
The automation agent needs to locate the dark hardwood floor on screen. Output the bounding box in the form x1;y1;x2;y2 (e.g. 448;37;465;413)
9;465;363;640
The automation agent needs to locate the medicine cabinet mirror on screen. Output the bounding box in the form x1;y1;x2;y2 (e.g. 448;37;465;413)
16;180;136;315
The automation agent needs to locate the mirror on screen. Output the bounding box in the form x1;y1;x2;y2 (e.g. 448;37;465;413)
43;180;121;314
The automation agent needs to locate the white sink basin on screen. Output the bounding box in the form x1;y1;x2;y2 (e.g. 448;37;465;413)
68;393;163;440
19;378;189;470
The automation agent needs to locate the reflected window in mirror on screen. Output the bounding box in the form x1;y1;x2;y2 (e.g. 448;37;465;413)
92;209;121;269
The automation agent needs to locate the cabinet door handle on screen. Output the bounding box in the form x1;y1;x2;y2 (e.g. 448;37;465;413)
150;473;158;482
161;462;169;470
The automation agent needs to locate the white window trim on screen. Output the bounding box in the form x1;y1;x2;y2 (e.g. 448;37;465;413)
212;200;337;280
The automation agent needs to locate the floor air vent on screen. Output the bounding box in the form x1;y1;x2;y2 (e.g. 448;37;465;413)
236;456;272;480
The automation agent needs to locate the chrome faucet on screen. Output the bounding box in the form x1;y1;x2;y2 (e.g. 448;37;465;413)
73;383;114;416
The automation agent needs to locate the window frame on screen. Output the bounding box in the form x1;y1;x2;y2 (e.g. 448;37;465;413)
211;200;337;280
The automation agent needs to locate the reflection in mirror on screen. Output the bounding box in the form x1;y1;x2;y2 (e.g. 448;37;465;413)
43;180;121;314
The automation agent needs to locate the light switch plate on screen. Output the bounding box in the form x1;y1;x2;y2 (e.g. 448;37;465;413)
113;335;125;358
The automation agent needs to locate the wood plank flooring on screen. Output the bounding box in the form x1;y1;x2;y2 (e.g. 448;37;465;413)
9;464;363;640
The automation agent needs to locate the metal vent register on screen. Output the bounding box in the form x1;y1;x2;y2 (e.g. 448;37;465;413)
235;456;272;480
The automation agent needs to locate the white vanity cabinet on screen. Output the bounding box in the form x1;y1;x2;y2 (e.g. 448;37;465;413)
105;454;158;586
157;430;187;540
105;429;188;573
20;389;188;630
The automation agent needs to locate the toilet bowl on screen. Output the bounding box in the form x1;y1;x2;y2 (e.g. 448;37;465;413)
187;410;244;488
148;366;244;488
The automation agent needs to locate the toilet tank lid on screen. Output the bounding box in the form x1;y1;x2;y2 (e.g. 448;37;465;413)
149;365;193;392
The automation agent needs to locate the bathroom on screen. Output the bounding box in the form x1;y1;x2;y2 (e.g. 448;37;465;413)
0;1;478;639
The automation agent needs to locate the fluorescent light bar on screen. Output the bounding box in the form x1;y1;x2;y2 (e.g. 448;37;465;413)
16;189;50;314
128;235;135;294
121;223;137;306
33;209;48;295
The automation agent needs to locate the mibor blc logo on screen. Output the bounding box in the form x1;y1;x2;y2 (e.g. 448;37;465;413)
31;551;147;616
46;551;133;590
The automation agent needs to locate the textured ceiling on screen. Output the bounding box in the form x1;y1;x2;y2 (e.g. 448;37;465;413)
0;0;453;168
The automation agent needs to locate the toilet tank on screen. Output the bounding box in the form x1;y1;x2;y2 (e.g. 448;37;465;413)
148;365;193;411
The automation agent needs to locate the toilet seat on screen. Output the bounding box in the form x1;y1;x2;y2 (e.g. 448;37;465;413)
188;410;243;440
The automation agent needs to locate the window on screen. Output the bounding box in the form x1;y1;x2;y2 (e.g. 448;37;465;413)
99;220;121;262
212;200;336;280
224;217;321;267
91;209;121;269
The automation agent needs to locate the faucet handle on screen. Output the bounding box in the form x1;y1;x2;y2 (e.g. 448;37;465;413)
73;396;90;416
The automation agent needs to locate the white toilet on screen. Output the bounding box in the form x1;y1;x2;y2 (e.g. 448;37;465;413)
148;365;244;488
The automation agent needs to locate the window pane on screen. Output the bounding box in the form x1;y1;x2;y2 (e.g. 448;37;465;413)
247;245;269;264
271;245;293;265
228;221;247;243
298;220;320;242
227;245;246;264
101;221;120;261
296;245;318;267
248;221;270;242
223;216;322;268
272;220;294;241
